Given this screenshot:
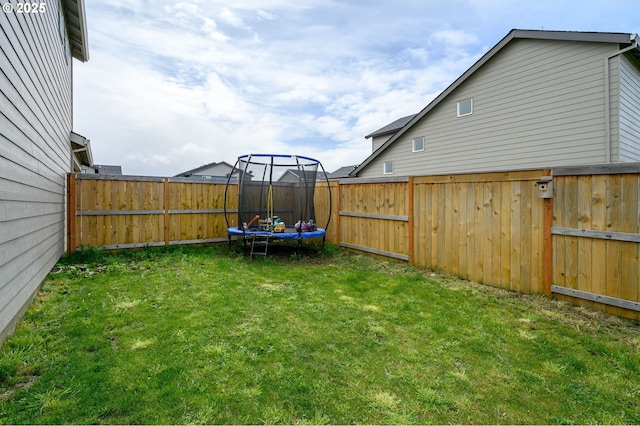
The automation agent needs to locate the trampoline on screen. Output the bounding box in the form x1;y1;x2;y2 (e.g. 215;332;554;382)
223;154;332;256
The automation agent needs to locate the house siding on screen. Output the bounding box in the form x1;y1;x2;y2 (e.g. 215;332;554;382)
359;39;621;178
0;1;74;342
371;135;390;152
618;54;640;162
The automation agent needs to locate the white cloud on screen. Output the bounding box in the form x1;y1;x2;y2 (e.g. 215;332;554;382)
256;9;278;21
74;0;638;176
219;7;248;29
431;29;479;49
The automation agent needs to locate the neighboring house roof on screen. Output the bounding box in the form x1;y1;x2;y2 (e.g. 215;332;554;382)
327;165;358;179
278;169;328;182
62;0;89;62
352;29;640;177
364;114;417;139
93;165;123;175
174;161;235;177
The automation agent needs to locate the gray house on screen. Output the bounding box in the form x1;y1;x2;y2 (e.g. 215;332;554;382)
278;169;328;183
0;0;90;344
175;161;237;182
327;165;359;180
354;29;640;178
365;114;416;153
82;164;123;175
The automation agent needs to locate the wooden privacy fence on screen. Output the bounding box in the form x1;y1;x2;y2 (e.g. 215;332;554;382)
328;168;639;320
551;165;640;320
331;171;552;295
412;170;550;296
67;174;237;251
336;177;412;261
67;165;640;320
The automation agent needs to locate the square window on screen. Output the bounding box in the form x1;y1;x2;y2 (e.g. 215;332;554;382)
383;161;393;174
412;137;424;152
457;98;473;117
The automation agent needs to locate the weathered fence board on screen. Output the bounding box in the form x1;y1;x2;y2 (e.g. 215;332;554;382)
313;180;338;243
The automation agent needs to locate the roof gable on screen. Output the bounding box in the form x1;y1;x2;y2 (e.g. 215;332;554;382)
353;29;639;176
365;114;417;139
327;165;358;179
175;161;235;177
277;169;328;182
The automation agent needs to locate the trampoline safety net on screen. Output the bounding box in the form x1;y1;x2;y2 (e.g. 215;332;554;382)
236;154;321;232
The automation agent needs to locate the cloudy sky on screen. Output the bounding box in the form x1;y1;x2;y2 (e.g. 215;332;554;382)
73;0;639;176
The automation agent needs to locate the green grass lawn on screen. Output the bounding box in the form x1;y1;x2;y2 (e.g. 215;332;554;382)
1;244;639;424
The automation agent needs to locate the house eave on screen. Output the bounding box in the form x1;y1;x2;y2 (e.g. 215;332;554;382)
70;131;92;172
364;114;418;139
62;0;89;62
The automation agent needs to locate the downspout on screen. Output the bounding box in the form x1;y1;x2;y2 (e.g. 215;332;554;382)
603;36;638;163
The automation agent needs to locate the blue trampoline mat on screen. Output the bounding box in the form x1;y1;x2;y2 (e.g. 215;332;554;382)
228;227;326;239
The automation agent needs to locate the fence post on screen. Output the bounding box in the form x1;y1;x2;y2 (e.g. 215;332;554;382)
67;173;77;253
164;177;170;246
336;181;341;246
542;169;553;297
408;176;414;265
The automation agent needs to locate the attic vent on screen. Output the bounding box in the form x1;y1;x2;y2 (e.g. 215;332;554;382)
457;98;473;117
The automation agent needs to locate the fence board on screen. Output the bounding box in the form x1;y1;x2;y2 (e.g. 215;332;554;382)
482;182;493;286
510;181;522;292
457;183;467;280
500;181;511;287
466;182;476;282
430;184;439;268
444;183;454;274
491;181;503;286
590;176;608;309
524;182;534;293
576;175;592;303
605;175;623;317
620;175;639;317
530;181;541;294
